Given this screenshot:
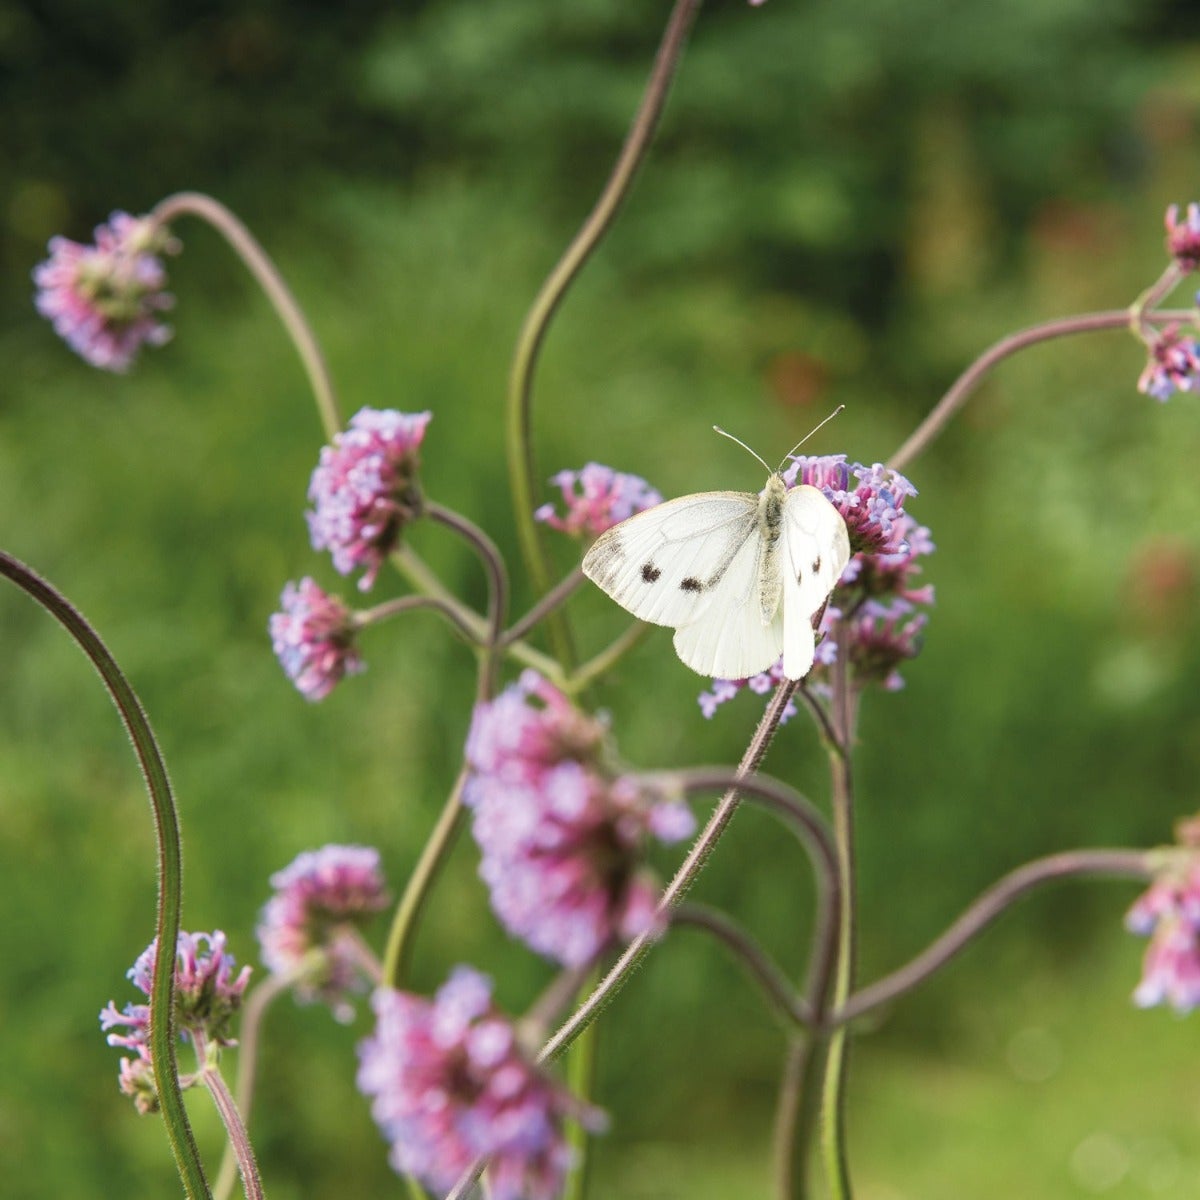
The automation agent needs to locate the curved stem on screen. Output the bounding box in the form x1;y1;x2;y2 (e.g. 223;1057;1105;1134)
565;622;650;694
506;0;704;662
672;904;811;1029
357;593;486;649
198;1060;264;1200
385;545;565;683
773;1035;823;1200
888;310;1132;473
212;973;291;1200
381;767;469;988
152;191;341;440
424;503;509;697
536;681;814;1064
0;552;209;1198
500;567;587;648
835;849;1150;1026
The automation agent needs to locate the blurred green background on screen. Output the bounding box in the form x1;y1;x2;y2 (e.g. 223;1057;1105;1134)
4;1;1200;1196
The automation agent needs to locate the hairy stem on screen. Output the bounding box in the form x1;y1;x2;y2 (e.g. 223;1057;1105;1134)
152;191;341;440
506;0;704;664
197;1056;263;1200
0;552;209;1198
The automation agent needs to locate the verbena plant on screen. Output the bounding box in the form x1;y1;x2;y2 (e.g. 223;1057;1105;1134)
8;2;1199;1197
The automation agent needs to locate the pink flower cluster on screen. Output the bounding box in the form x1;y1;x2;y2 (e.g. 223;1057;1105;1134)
535;463;662;538
34;211;178;371
464;671;695;967
1137;323;1200;402
99;931;251;1112
307;408;432;590
358;967;601;1199
258;844;389;1020
701;456;934;716
1165;202;1200;272
269;578;364;701
1126;845;1200;1013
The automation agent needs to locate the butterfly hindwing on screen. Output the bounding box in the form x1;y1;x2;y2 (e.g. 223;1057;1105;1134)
582;491;760;629
780;485;852;679
671;525;785;679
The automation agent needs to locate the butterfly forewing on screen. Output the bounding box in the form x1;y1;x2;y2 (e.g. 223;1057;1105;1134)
582;491;760;629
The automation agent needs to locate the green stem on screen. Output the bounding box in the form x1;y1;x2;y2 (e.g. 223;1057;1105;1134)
0;552;209;1198
151;191;341;441
819;632;858;1200
505;0;704;666
564;623;649;694
381;767;469;988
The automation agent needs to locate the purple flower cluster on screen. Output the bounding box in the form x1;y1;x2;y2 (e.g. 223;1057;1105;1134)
99;931;251;1112
1126;825;1200;1012
307;408;432;590
258;844;389;1020
464;671;695;967
1137;323;1200;401
34;211;178;372
535;463;662;539
701;456;934;717
269;577;364;701
358;967;601;1199
1165;203;1200;272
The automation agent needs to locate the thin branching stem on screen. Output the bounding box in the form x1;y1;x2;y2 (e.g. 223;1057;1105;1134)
0;551;210;1198
505;0;704;664
672;904;812;1029
835;849;1151;1025
500;567;587;648
152;191;341;440
196;1052;264;1200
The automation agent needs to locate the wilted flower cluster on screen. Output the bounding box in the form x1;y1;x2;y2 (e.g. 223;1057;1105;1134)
1137;323;1200;402
464;671;695;967
307;408;432;590
701;456;933;717
535;463;662;538
1126;819;1200;1012
34;211;178;372
99;931;251;1113
258;844;389;1020
358;967;601;1200
269;577;364;701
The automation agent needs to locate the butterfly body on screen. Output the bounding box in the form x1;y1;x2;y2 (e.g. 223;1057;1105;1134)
582;471;850;681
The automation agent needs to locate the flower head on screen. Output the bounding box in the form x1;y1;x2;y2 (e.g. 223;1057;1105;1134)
464;672;694;966
269;578;364;701
34;211;178;371
535;464;662;539
307;408;432;590
1165;203;1200;272
1137;324;1200;401
258;844;389;1021
358;967;603;1199
1126;822;1200;1013
700;456;933;716
99;931;251;1111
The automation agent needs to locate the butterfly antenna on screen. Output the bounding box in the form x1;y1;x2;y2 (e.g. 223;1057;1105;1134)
776;404;846;471
712;426;772;474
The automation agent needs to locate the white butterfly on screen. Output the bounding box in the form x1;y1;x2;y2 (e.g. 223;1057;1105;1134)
581;436;851;681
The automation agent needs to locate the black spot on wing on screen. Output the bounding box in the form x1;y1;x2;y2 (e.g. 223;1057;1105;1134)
680;577;703;592
641;562;661;583
812;556;821;574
